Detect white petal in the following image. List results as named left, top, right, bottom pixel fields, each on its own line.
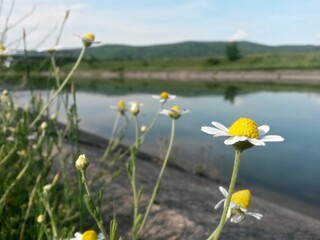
left=230, top=215, right=244, bottom=223
left=246, top=212, right=263, bottom=220
left=260, top=135, right=284, bottom=142
left=98, top=232, right=104, bottom=239
left=201, top=126, right=229, bottom=136
left=211, top=121, right=229, bottom=132
left=258, top=125, right=270, bottom=136
left=219, top=186, right=228, bottom=198
left=159, top=109, right=170, bottom=116
left=224, top=136, right=247, bottom=145
left=181, top=109, right=190, bottom=115
left=152, top=95, right=160, bottom=99
left=169, top=95, right=176, bottom=100
left=248, top=138, right=265, bottom=146
left=70, top=232, right=82, bottom=239
left=214, top=199, right=226, bottom=209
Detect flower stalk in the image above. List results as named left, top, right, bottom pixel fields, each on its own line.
left=208, top=147, right=242, bottom=240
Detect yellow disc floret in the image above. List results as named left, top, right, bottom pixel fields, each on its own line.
left=231, top=189, right=251, bottom=210
left=82, top=33, right=95, bottom=47
left=160, top=91, right=169, bottom=100
left=169, top=105, right=181, bottom=119
left=228, top=118, right=259, bottom=139
left=82, top=230, right=98, bottom=240
left=117, top=100, right=125, bottom=114
left=0, top=43, right=6, bottom=51
left=83, top=33, right=95, bottom=42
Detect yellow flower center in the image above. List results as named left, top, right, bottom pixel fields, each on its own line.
left=83, top=33, right=95, bottom=42
left=160, top=91, right=169, bottom=100
left=82, top=230, right=98, bottom=240
left=118, top=100, right=125, bottom=112
left=0, top=43, right=6, bottom=51
left=169, top=105, right=181, bottom=119
left=228, top=118, right=259, bottom=139
left=231, top=189, right=251, bottom=210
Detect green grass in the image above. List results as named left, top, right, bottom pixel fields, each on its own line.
left=60, top=52, right=320, bottom=71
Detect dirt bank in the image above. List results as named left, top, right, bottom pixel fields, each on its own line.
left=71, top=130, right=320, bottom=240
left=68, top=70, right=320, bottom=85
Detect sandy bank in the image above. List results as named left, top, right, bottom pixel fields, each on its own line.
left=70, top=130, right=320, bottom=240
left=67, top=70, right=320, bottom=85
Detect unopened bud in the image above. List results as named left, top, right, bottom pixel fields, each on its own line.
left=37, top=214, right=45, bottom=223
left=130, top=102, right=140, bottom=116
left=75, top=154, right=89, bottom=171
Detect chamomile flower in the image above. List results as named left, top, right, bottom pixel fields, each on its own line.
left=110, top=100, right=126, bottom=115
left=129, top=101, right=143, bottom=116
left=71, top=230, right=104, bottom=240
left=38, top=45, right=63, bottom=54
left=159, top=105, right=189, bottom=119
left=215, top=186, right=263, bottom=223
left=152, top=91, right=176, bottom=103
left=79, top=33, right=100, bottom=47
left=0, top=43, right=13, bottom=67
left=201, top=117, right=284, bottom=149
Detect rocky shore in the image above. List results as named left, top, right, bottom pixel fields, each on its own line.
left=72, top=130, right=320, bottom=240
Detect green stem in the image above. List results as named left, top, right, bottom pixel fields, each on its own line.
left=210, top=148, right=242, bottom=240
left=130, top=116, right=140, bottom=239
left=137, top=119, right=176, bottom=236
left=19, top=174, right=42, bottom=240
left=81, top=170, right=109, bottom=240
left=41, top=196, right=58, bottom=239
left=101, top=112, right=121, bottom=162
left=0, top=160, right=30, bottom=207
left=30, top=46, right=86, bottom=128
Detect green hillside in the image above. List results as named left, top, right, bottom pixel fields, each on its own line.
left=60, top=41, right=320, bottom=60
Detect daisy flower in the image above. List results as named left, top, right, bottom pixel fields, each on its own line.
left=70, top=230, right=103, bottom=240
left=38, top=45, right=63, bottom=54
left=159, top=105, right=189, bottom=119
left=201, top=117, right=284, bottom=148
left=110, top=100, right=126, bottom=115
left=152, top=91, right=176, bottom=103
left=0, top=43, right=13, bottom=67
left=129, top=101, right=143, bottom=116
left=80, top=33, right=100, bottom=47
left=215, top=186, right=263, bottom=223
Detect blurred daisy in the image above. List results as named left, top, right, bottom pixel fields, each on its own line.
left=129, top=101, right=143, bottom=116
left=159, top=105, right=189, bottom=119
left=215, top=186, right=263, bottom=223
left=38, top=45, right=63, bottom=54
left=110, top=100, right=126, bottom=115
left=70, top=230, right=103, bottom=240
left=75, top=33, right=100, bottom=47
left=0, top=43, right=13, bottom=67
left=201, top=117, right=284, bottom=147
left=152, top=91, right=176, bottom=103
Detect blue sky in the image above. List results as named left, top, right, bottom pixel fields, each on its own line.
left=2, top=0, right=320, bottom=49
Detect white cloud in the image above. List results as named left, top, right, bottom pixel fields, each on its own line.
left=228, top=29, right=248, bottom=42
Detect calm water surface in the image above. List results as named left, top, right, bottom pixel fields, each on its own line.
left=13, top=84, right=320, bottom=217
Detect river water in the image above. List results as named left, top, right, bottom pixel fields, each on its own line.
left=12, top=81, right=320, bottom=218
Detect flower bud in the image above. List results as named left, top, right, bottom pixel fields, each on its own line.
left=75, top=154, right=89, bottom=171
left=141, top=125, right=147, bottom=133
left=50, top=113, right=57, bottom=121
left=37, top=214, right=45, bottom=223
left=40, top=121, right=48, bottom=131
left=130, top=102, right=140, bottom=116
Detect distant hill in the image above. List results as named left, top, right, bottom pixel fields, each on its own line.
left=60, top=41, right=320, bottom=60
